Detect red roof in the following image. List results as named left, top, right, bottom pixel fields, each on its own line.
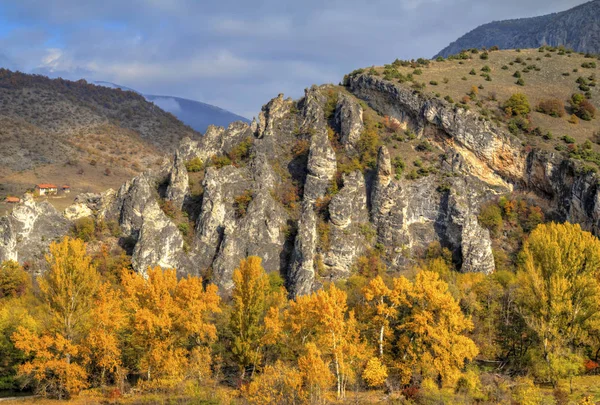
left=36, top=183, right=58, bottom=189
left=5, top=196, right=20, bottom=203
left=62, top=185, right=71, bottom=189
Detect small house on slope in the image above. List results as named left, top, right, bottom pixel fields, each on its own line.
left=5, top=196, right=20, bottom=203
left=35, top=183, right=58, bottom=196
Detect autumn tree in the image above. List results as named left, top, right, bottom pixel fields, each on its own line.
left=517, top=222, right=600, bottom=386
left=85, top=283, right=126, bottom=387
left=121, top=267, right=220, bottom=389
left=283, top=285, right=367, bottom=399
left=361, top=275, right=409, bottom=359
left=0, top=284, right=37, bottom=390
left=395, top=271, right=478, bottom=386
left=241, top=361, right=303, bottom=405
left=297, top=343, right=334, bottom=404
left=12, top=237, right=100, bottom=398
left=0, top=260, right=30, bottom=298
left=229, top=256, right=285, bottom=380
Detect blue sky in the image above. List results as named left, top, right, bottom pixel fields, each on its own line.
left=0, top=0, right=589, bottom=118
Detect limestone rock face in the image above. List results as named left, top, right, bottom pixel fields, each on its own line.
left=335, top=93, right=363, bottom=151
left=106, top=174, right=156, bottom=238
left=6, top=72, right=600, bottom=296
left=63, top=203, right=94, bottom=221
left=73, top=190, right=117, bottom=219
left=165, top=151, right=189, bottom=210
left=0, top=194, right=69, bottom=266
left=325, top=171, right=370, bottom=275
left=289, top=201, right=318, bottom=296
left=346, top=74, right=526, bottom=180
left=192, top=165, right=250, bottom=275
left=257, top=94, right=292, bottom=139
left=131, top=200, right=186, bottom=277
left=206, top=154, right=289, bottom=291
left=303, top=87, right=337, bottom=202
left=460, top=215, right=495, bottom=274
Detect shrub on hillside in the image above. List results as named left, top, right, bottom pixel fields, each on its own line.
left=503, top=93, right=531, bottom=116
left=570, top=93, right=596, bottom=121
left=536, top=99, right=565, bottom=118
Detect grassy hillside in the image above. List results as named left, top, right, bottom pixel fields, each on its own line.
left=0, top=69, right=200, bottom=214
left=358, top=47, right=599, bottom=167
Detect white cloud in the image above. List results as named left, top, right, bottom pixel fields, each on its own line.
left=149, top=97, right=181, bottom=113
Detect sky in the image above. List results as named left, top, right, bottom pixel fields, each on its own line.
left=0, top=0, right=590, bottom=119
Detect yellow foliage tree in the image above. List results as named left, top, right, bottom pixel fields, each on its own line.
left=517, top=222, right=600, bottom=386
left=121, top=266, right=220, bottom=389
left=12, top=237, right=100, bottom=398
left=396, top=271, right=478, bottom=386
left=298, top=343, right=334, bottom=404
left=362, top=275, right=410, bottom=359
left=241, top=361, right=304, bottom=405
left=284, top=285, right=367, bottom=399
left=362, top=357, right=388, bottom=388
left=229, top=256, right=286, bottom=379
left=85, top=282, right=126, bottom=386
left=13, top=328, right=88, bottom=399
left=0, top=260, right=30, bottom=298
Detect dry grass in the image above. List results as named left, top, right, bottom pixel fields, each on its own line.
left=370, top=48, right=599, bottom=156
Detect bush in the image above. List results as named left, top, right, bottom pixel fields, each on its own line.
left=508, top=116, right=530, bottom=135
left=228, top=137, right=253, bottom=164
left=185, top=157, right=204, bottom=172
left=392, top=156, right=405, bottom=179
left=480, top=52, right=489, bottom=60
left=469, top=69, right=476, bottom=75
left=72, top=217, right=95, bottom=242
left=159, top=199, right=177, bottom=219
left=561, top=135, right=576, bottom=144
left=481, top=65, right=491, bottom=72
left=177, top=222, right=190, bottom=236
left=516, top=78, right=525, bottom=86
left=501, top=65, right=508, bottom=70
left=570, top=93, right=596, bottom=121
left=503, top=93, right=531, bottom=116
left=233, top=190, right=253, bottom=218
left=211, top=155, right=232, bottom=169
left=0, top=261, right=30, bottom=298
left=429, top=80, right=438, bottom=86
left=536, top=98, right=565, bottom=117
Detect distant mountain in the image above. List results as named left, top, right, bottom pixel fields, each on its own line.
left=0, top=69, right=199, bottom=185
left=94, top=81, right=250, bottom=133
left=435, top=0, right=600, bottom=58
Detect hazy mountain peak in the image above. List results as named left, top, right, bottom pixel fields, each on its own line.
left=93, top=81, right=250, bottom=133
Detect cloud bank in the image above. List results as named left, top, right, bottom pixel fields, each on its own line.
left=0, top=0, right=589, bottom=118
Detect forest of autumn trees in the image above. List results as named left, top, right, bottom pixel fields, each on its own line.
left=1, top=221, right=600, bottom=403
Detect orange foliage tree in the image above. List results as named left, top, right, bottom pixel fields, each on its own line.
left=121, top=266, right=220, bottom=389
left=12, top=237, right=100, bottom=399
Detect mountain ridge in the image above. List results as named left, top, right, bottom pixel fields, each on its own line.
left=94, top=81, right=250, bottom=132
left=435, top=0, right=600, bottom=57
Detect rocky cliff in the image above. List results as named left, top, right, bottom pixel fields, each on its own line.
left=3, top=73, right=600, bottom=295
